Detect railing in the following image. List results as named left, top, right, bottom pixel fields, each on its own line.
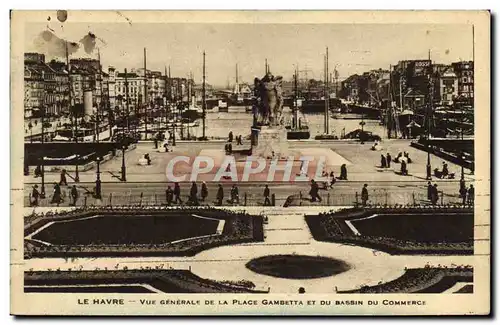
left=25, top=188, right=472, bottom=208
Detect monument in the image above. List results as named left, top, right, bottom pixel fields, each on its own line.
left=251, top=72, right=289, bottom=159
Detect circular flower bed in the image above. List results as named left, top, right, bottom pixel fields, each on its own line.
left=245, top=255, right=350, bottom=279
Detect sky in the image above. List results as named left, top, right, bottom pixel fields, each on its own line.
left=24, top=22, right=474, bottom=87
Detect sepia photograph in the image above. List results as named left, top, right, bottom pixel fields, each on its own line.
left=10, top=10, right=490, bottom=316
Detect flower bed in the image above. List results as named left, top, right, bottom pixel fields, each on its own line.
left=24, top=269, right=267, bottom=294
left=25, top=206, right=264, bottom=258
left=305, top=206, right=474, bottom=255
left=339, top=266, right=473, bottom=293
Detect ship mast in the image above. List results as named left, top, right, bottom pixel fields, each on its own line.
left=202, top=51, right=206, bottom=139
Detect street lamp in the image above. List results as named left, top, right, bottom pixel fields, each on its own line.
left=460, top=128, right=465, bottom=179
left=172, top=104, right=176, bottom=146
left=121, top=144, right=127, bottom=182
left=40, top=156, right=46, bottom=199
left=95, top=155, right=102, bottom=199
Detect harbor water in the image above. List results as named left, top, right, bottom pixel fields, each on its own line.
left=184, top=107, right=387, bottom=140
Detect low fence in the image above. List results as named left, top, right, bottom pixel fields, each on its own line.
left=25, top=187, right=470, bottom=208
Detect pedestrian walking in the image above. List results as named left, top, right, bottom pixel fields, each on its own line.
left=467, top=185, right=474, bottom=205
left=340, top=164, right=348, bottom=180
left=51, top=183, right=62, bottom=206
left=34, top=165, right=42, bottom=178
left=459, top=183, right=467, bottom=205
left=442, top=162, right=449, bottom=178
left=309, top=179, right=322, bottom=202
left=386, top=153, right=392, bottom=168
left=31, top=184, right=39, bottom=207
left=361, top=184, right=369, bottom=206
left=228, top=131, right=234, bottom=143
left=201, top=181, right=208, bottom=201
left=173, top=182, right=183, bottom=204
left=400, top=159, right=408, bottom=175
left=189, top=181, right=199, bottom=205
left=380, top=154, right=387, bottom=168
left=459, top=177, right=466, bottom=194
left=70, top=185, right=79, bottom=206
left=329, top=171, right=336, bottom=188
left=230, top=184, right=240, bottom=204
left=263, top=185, right=271, bottom=206
left=165, top=186, right=173, bottom=206
left=427, top=181, right=432, bottom=201
left=59, top=169, right=68, bottom=186
left=431, top=184, right=439, bottom=205
left=216, top=184, right=224, bottom=206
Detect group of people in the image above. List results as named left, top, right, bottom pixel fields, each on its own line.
left=30, top=169, right=80, bottom=207
left=228, top=131, right=243, bottom=146
left=378, top=151, right=411, bottom=176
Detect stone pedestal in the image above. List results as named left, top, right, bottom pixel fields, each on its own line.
left=252, top=126, right=289, bottom=159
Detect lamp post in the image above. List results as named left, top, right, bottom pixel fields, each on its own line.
left=40, top=106, right=46, bottom=198
left=172, top=103, right=176, bottom=146
left=95, top=155, right=102, bottom=199
left=74, top=111, right=80, bottom=182
left=121, top=144, right=127, bottom=182
left=460, top=128, right=465, bottom=179
left=40, top=156, right=46, bottom=199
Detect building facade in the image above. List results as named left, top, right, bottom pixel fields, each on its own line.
left=452, top=61, right=474, bottom=105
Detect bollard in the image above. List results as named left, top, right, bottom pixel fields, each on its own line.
left=244, top=192, right=247, bottom=206
left=327, top=192, right=330, bottom=205
left=109, top=193, right=113, bottom=206
left=440, top=191, right=444, bottom=206
left=385, top=190, right=388, bottom=206
left=412, top=193, right=415, bottom=206
left=271, top=193, right=276, bottom=206
left=84, top=196, right=87, bottom=207
left=140, top=192, right=143, bottom=206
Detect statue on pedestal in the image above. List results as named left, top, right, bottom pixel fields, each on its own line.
left=251, top=72, right=288, bottom=159
left=253, top=72, right=284, bottom=127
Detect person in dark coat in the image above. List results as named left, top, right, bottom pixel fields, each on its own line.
left=431, top=184, right=439, bottom=205
left=459, top=177, right=466, bottom=194
left=442, top=162, right=449, bottom=178
left=329, top=171, right=336, bottom=188
left=34, top=165, right=42, bottom=178
left=173, top=182, right=183, bottom=204
left=467, top=185, right=474, bottom=205
left=216, top=184, right=224, bottom=206
left=361, top=184, right=369, bottom=206
left=459, top=183, right=467, bottom=205
left=340, top=164, right=348, bottom=180
left=201, top=182, right=208, bottom=202
left=309, top=179, right=322, bottom=202
left=380, top=154, right=387, bottom=168
left=70, top=185, right=78, bottom=206
left=59, top=169, right=68, bottom=186
left=165, top=186, right=173, bottom=206
left=230, top=184, right=240, bottom=204
left=386, top=153, right=392, bottom=168
left=51, top=183, right=62, bottom=206
left=31, top=185, right=39, bottom=207
left=401, top=159, right=408, bottom=175
left=263, top=185, right=271, bottom=206
left=427, top=181, right=432, bottom=201
left=228, top=131, right=233, bottom=143
left=189, top=181, right=198, bottom=205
